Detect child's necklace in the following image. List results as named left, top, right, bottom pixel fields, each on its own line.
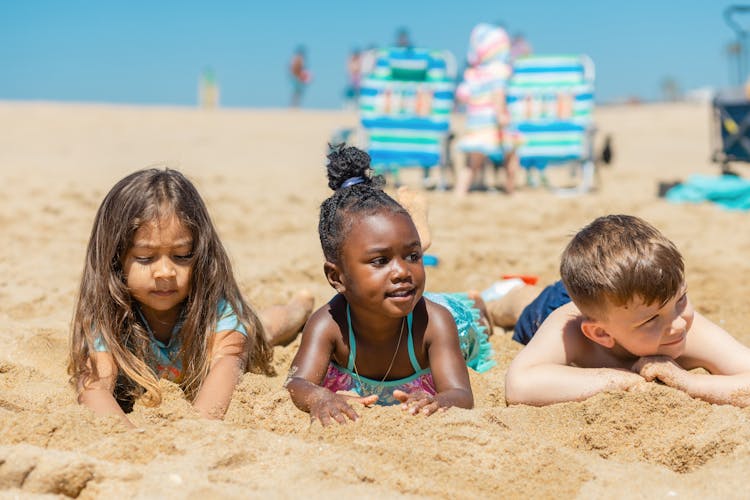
left=352, top=316, right=406, bottom=393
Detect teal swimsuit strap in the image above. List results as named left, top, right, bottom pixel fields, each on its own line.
left=406, top=312, right=422, bottom=371
left=345, top=304, right=422, bottom=373
left=345, top=305, right=357, bottom=371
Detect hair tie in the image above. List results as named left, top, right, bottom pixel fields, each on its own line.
left=340, top=176, right=365, bottom=189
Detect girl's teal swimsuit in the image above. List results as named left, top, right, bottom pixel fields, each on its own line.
left=322, top=292, right=495, bottom=405
left=93, top=298, right=245, bottom=382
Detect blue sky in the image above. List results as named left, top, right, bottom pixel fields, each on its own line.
left=0, top=0, right=743, bottom=109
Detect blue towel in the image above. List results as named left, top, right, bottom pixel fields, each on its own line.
left=666, top=174, right=750, bottom=211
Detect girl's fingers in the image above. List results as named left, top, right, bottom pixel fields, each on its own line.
left=317, top=412, right=332, bottom=427
left=340, top=404, right=360, bottom=422
left=331, top=408, right=348, bottom=424
left=421, top=401, right=440, bottom=416
left=392, top=389, right=409, bottom=402
left=408, top=401, right=428, bottom=414
left=355, top=395, right=379, bottom=406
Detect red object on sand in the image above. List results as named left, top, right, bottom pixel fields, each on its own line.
left=502, top=274, right=539, bottom=285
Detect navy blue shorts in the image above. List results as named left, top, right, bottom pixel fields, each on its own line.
left=512, top=280, right=571, bottom=345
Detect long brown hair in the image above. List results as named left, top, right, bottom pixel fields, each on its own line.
left=68, top=168, right=273, bottom=406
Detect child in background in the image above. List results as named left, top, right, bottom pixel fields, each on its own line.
left=68, top=168, right=313, bottom=427
left=285, top=145, right=495, bottom=426
left=454, top=23, right=519, bottom=197
left=504, top=214, right=750, bottom=407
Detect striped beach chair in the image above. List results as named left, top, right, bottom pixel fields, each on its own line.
left=507, top=54, right=596, bottom=194
left=359, top=47, right=456, bottom=185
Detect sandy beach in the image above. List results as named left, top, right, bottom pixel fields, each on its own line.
left=2, top=100, right=750, bottom=498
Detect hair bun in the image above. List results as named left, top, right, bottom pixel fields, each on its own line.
left=325, top=144, right=372, bottom=191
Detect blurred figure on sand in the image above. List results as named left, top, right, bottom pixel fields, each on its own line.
left=454, top=23, right=519, bottom=197
left=344, top=48, right=362, bottom=108
left=198, top=67, right=220, bottom=108
left=395, top=27, right=413, bottom=49
left=289, top=45, right=312, bottom=108
left=510, top=32, right=533, bottom=61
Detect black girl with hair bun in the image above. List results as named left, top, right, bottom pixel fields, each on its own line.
left=285, top=145, right=496, bottom=426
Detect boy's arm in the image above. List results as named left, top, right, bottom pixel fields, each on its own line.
left=78, top=352, right=134, bottom=428
left=193, top=330, right=248, bottom=419
left=505, top=303, right=644, bottom=406
left=637, top=312, right=750, bottom=407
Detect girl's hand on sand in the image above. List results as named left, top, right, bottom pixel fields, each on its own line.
left=309, top=391, right=378, bottom=426
left=633, top=356, right=686, bottom=389
left=393, top=390, right=444, bottom=416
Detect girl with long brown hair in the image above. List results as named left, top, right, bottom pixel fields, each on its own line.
left=69, top=168, right=312, bottom=426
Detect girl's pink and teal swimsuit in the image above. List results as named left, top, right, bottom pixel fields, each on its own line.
left=322, top=292, right=495, bottom=406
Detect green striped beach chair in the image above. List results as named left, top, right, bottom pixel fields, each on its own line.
left=507, top=54, right=596, bottom=194
left=359, top=47, right=456, bottom=185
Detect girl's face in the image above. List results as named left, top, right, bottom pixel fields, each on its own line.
left=122, top=214, right=193, bottom=322
left=337, top=211, right=425, bottom=318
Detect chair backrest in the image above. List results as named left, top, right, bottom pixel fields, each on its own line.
left=359, top=47, right=455, bottom=168
left=507, top=55, right=595, bottom=166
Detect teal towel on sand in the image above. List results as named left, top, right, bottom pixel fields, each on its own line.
left=666, top=174, right=750, bottom=211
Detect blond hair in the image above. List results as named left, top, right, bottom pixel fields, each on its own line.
left=560, top=215, right=684, bottom=319
left=68, top=168, right=273, bottom=408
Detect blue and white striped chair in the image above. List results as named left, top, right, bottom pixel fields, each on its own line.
left=359, top=47, right=456, bottom=185
left=507, top=54, right=596, bottom=194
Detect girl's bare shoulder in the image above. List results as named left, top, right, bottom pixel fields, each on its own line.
left=421, top=296, right=458, bottom=340
left=304, top=295, right=346, bottom=341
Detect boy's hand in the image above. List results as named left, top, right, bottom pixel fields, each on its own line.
left=633, top=356, right=687, bottom=389
left=393, top=389, right=445, bottom=416
left=308, top=390, right=378, bottom=426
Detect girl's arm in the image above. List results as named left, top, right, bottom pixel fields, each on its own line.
left=636, top=312, right=750, bottom=407
left=397, top=303, right=473, bottom=414
left=78, top=352, right=135, bottom=428
left=193, top=330, right=248, bottom=419
left=505, top=303, right=645, bottom=406
left=285, top=307, right=376, bottom=425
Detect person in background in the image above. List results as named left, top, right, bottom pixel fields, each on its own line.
left=345, top=48, right=363, bottom=108
left=454, top=23, right=519, bottom=197
left=510, top=32, right=533, bottom=61
left=395, top=27, right=413, bottom=49
left=290, top=45, right=312, bottom=108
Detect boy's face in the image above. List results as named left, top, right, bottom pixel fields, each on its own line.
left=596, top=284, right=694, bottom=358
left=332, top=211, right=425, bottom=318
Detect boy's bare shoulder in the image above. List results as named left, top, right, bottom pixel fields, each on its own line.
left=529, top=302, right=618, bottom=368
left=544, top=301, right=586, bottom=339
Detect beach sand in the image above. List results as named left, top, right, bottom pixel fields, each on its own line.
left=2, top=100, right=750, bottom=498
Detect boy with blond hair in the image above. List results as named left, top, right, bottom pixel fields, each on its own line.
left=504, top=214, right=750, bottom=407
